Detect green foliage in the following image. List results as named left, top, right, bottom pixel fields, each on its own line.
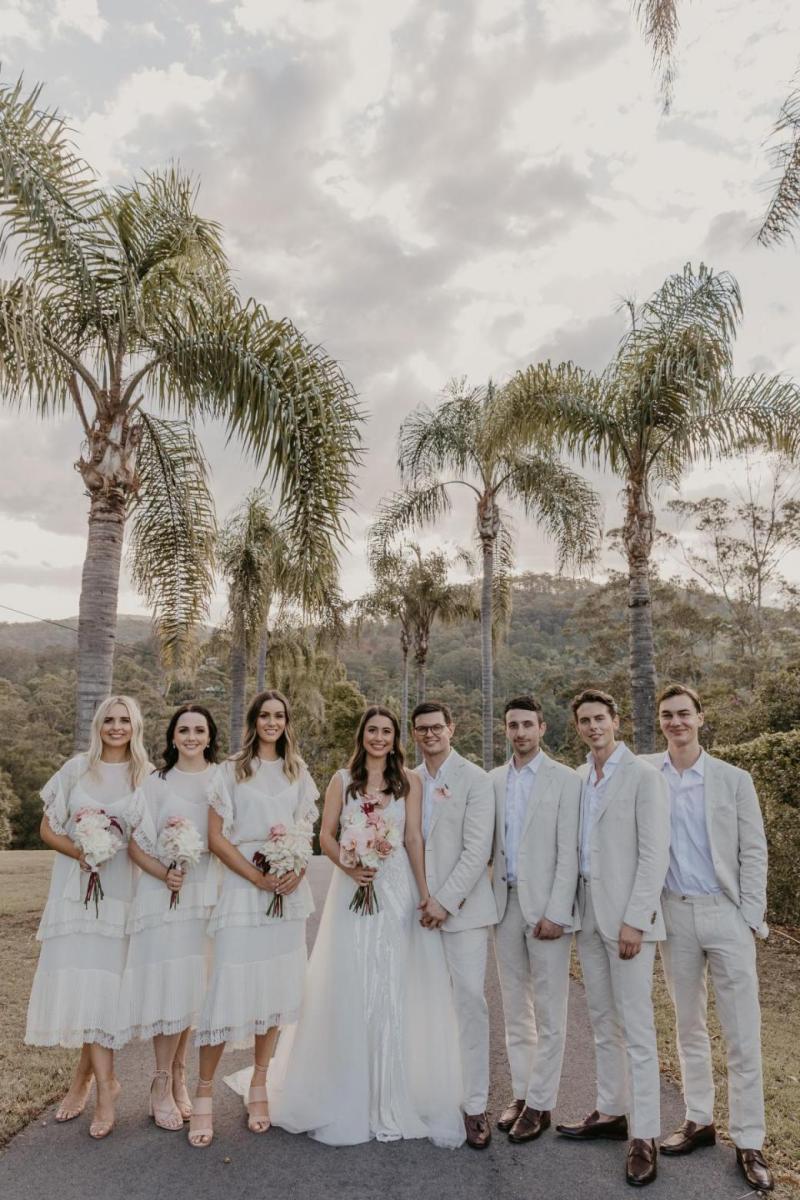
left=715, top=731, right=800, bottom=925
left=0, top=767, right=20, bottom=849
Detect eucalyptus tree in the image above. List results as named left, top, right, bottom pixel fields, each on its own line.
left=505, top=262, right=800, bottom=750
left=0, top=76, right=360, bottom=746
left=219, top=489, right=345, bottom=751
left=372, top=380, right=600, bottom=768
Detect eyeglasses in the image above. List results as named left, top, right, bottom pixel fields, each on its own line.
left=414, top=723, right=446, bottom=736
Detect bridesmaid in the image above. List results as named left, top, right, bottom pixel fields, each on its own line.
left=119, top=704, right=219, bottom=1131
left=25, top=695, right=150, bottom=1139
left=189, top=690, right=318, bottom=1148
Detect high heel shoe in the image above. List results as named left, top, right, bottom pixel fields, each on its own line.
left=89, top=1078, right=120, bottom=1140
left=55, top=1076, right=93, bottom=1123
left=148, top=1071, right=183, bottom=1131
left=188, top=1081, right=214, bottom=1148
left=172, top=1062, right=192, bottom=1120
left=246, top=1069, right=270, bottom=1134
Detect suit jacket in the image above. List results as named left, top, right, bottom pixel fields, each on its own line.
left=641, top=751, right=769, bottom=937
left=490, top=754, right=581, bottom=931
left=416, top=750, right=497, bottom=933
left=577, top=746, right=670, bottom=942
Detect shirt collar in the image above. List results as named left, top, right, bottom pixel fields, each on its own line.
left=510, top=750, right=543, bottom=777
left=662, top=748, right=705, bottom=779
left=422, top=749, right=453, bottom=783
left=586, top=741, right=627, bottom=771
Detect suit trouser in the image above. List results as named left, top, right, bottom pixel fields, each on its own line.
left=493, top=887, right=572, bottom=1110
left=576, top=880, right=661, bottom=1139
left=442, top=926, right=490, bottom=1113
left=660, top=891, right=765, bottom=1149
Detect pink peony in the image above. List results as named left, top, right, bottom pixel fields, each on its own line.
left=375, top=838, right=393, bottom=858
left=269, top=823, right=287, bottom=840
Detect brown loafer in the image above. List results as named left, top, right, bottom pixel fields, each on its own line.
left=464, top=1111, right=491, bottom=1149
left=660, top=1120, right=716, bottom=1155
left=626, top=1138, right=657, bottom=1187
left=736, top=1148, right=774, bottom=1192
left=556, top=1110, right=629, bottom=1140
left=497, top=1098, right=525, bottom=1132
left=508, top=1107, right=551, bottom=1143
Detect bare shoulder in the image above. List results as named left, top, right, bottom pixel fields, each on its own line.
left=404, top=768, right=422, bottom=797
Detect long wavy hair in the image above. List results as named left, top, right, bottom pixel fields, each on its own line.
left=347, top=705, right=409, bottom=801
left=157, top=703, right=219, bottom=778
left=232, top=689, right=303, bottom=783
left=86, top=695, right=149, bottom=788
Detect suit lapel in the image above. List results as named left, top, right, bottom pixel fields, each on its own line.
left=426, top=751, right=462, bottom=842
left=591, top=746, right=634, bottom=825
left=700, top=752, right=718, bottom=857
left=520, top=754, right=549, bottom=841
left=495, top=763, right=510, bottom=855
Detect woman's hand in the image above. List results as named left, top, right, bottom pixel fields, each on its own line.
left=254, top=871, right=279, bottom=893
left=75, top=846, right=90, bottom=872
left=164, top=865, right=184, bottom=893
left=344, top=865, right=377, bottom=886
left=275, top=870, right=304, bottom=896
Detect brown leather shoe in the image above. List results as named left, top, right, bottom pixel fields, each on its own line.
left=464, top=1111, right=491, bottom=1149
left=626, top=1138, right=657, bottom=1187
left=508, top=1107, right=551, bottom=1143
left=659, top=1120, right=716, bottom=1155
left=497, top=1099, right=525, bottom=1132
left=736, top=1148, right=774, bottom=1192
left=556, top=1110, right=629, bottom=1140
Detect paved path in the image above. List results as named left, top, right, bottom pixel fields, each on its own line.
left=2, top=859, right=750, bottom=1200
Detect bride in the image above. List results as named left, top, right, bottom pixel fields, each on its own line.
left=229, top=705, right=464, bottom=1147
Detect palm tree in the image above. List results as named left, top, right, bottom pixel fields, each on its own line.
left=219, top=490, right=344, bottom=750
left=632, top=2, right=800, bottom=242
left=505, top=262, right=800, bottom=750
left=372, top=380, right=600, bottom=768
left=0, top=76, right=360, bottom=745
left=356, top=544, right=416, bottom=735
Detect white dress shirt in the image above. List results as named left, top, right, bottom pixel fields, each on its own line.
left=504, top=752, right=542, bottom=883
left=579, top=741, right=627, bottom=876
left=421, top=751, right=453, bottom=841
left=661, top=751, right=721, bottom=895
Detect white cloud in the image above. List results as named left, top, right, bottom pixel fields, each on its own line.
left=0, top=0, right=41, bottom=47
left=52, top=0, right=108, bottom=42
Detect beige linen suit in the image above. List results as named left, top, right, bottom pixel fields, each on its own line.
left=418, top=751, right=496, bottom=1113
left=642, top=751, right=768, bottom=1149
left=576, top=747, right=670, bottom=1140
left=491, top=754, right=581, bottom=1109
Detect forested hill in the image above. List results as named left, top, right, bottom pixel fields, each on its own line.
left=1, top=571, right=798, bottom=848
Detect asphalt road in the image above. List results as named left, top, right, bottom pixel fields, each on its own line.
left=2, top=858, right=751, bottom=1200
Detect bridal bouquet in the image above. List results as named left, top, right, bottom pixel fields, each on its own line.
left=72, top=807, right=125, bottom=917
left=156, top=815, right=204, bottom=910
left=252, top=818, right=315, bottom=918
left=339, top=797, right=401, bottom=915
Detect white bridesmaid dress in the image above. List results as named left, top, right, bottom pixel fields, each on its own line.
left=116, top=764, right=218, bottom=1045
left=25, top=755, right=142, bottom=1049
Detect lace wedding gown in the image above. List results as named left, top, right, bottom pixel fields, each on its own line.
left=229, top=772, right=464, bottom=1148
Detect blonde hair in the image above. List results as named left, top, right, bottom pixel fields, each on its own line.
left=232, top=689, right=304, bottom=784
left=86, top=695, right=149, bottom=788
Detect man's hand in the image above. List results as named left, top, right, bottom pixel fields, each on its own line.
left=532, top=917, right=564, bottom=940
left=618, top=923, right=643, bottom=960
left=419, top=895, right=448, bottom=929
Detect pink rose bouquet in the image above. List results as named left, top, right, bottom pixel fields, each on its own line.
left=339, top=796, right=401, bottom=915
left=156, top=815, right=204, bottom=910
left=73, top=807, right=125, bottom=917
left=253, top=817, right=315, bottom=917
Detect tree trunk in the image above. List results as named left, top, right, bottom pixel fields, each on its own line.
left=415, top=653, right=427, bottom=705
left=73, top=413, right=140, bottom=748
left=256, top=621, right=269, bottom=692
left=400, top=629, right=410, bottom=745
left=230, top=607, right=247, bottom=753
left=477, top=492, right=500, bottom=771
left=624, top=475, right=657, bottom=753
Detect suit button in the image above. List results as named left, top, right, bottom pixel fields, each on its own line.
left=501, top=876, right=506, bottom=882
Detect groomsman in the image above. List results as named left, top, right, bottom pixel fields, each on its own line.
left=491, top=696, right=581, bottom=1143
left=556, top=688, right=669, bottom=1188
left=413, top=701, right=497, bottom=1149
left=642, top=683, right=773, bottom=1192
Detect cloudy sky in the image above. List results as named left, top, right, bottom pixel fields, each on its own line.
left=2, top=0, right=800, bottom=625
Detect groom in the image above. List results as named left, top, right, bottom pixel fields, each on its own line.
left=412, top=701, right=497, bottom=1149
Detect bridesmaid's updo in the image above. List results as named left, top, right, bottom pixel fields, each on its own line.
left=158, top=703, right=219, bottom=777
left=347, top=705, right=410, bottom=801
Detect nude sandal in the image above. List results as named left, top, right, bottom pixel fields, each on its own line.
left=187, top=1095, right=214, bottom=1147
left=149, top=1071, right=183, bottom=1131
left=246, top=1081, right=270, bottom=1134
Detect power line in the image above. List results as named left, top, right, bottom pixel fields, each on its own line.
left=0, top=603, right=79, bottom=635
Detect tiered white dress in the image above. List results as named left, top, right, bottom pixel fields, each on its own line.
left=261, top=771, right=465, bottom=1148
left=116, top=765, right=218, bottom=1045
left=25, top=755, right=142, bottom=1049
left=196, top=758, right=319, bottom=1047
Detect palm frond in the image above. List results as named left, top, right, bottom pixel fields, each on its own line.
left=0, top=275, right=88, bottom=411
left=398, top=378, right=483, bottom=484
left=632, top=0, right=681, bottom=111
left=502, top=452, right=602, bottom=570
left=759, top=79, right=800, bottom=246
left=370, top=483, right=454, bottom=549
left=127, top=413, right=217, bottom=666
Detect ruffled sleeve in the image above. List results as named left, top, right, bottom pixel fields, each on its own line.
left=130, top=775, right=159, bottom=857
left=40, top=754, right=85, bottom=836
left=208, top=762, right=236, bottom=839
left=122, top=786, right=148, bottom=848
left=294, top=767, right=320, bottom=825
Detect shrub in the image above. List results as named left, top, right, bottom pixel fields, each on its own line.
left=716, top=730, right=800, bottom=926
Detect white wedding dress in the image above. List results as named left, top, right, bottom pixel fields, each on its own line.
left=226, top=772, right=464, bottom=1148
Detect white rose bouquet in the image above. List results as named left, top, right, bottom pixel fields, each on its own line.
left=156, top=815, right=204, bottom=910
left=252, top=817, right=315, bottom=917
left=73, top=807, right=125, bottom=917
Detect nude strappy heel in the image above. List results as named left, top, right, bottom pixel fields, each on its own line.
left=246, top=1068, right=270, bottom=1134
left=187, top=1080, right=214, bottom=1148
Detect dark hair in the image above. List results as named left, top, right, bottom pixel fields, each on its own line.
left=347, top=705, right=410, bottom=801
left=232, top=690, right=303, bottom=783
left=503, top=695, right=544, bottom=720
left=411, top=700, right=453, bottom=728
left=158, top=703, right=219, bottom=776
left=657, top=682, right=704, bottom=713
left=571, top=688, right=619, bottom=720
